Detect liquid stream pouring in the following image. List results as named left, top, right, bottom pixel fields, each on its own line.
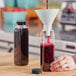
left=35, top=9, right=59, bottom=71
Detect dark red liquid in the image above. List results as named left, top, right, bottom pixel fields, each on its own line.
left=40, top=42, right=54, bottom=71
left=14, top=27, right=29, bottom=66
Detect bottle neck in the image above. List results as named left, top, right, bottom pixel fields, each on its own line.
left=41, top=29, right=55, bottom=43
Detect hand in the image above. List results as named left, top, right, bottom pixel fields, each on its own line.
left=50, top=55, right=76, bottom=72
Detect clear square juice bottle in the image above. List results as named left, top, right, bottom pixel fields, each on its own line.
left=40, top=29, right=55, bottom=71
left=14, top=21, right=29, bottom=66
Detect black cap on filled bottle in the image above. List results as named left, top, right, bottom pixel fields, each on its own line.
left=17, top=21, right=26, bottom=25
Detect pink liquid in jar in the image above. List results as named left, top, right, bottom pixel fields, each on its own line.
left=40, top=42, right=54, bottom=71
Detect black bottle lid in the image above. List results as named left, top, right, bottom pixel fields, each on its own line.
left=32, top=68, right=42, bottom=74
left=17, top=21, right=26, bottom=25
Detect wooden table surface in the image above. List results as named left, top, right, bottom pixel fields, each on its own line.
left=0, top=52, right=76, bottom=76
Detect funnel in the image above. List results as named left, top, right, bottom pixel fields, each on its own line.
left=35, top=9, right=59, bottom=36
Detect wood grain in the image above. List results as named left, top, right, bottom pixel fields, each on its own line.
left=0, top=52, right=76, bottom=76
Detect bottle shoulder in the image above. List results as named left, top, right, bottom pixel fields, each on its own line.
left=16, top=25, right=28, bottom=29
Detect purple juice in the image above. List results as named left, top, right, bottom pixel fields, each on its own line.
left=40, top=42, right=54, bottom=71
left=14, top=22, right=29, bottom=66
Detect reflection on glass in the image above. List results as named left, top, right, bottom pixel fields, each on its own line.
left=61, top=2, right=67, bottom=9
left=72, top=2, right=76, bottom=9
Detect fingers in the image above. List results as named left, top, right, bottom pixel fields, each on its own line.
left=51, top=59, right=66, bottom=71
left=51, top=55, right=66, bottom=66
left=50, top=55, right=68, bottom=72
left=51, top=64, right=68, bottom=72
left=50, top=55, right=76, bottom=72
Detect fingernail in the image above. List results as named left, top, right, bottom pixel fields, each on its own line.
left=50, top=63, right=52, bottom=65
left=50, top=67, right=52, bottom=70
left=51, top=63, right=54, bottom=65
left=51, top=64, right=53, bottom=66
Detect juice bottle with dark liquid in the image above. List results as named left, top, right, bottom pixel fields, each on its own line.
left=40, top=30, right=55, bottom=71
left=14, top=21, right=29, bottom=66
